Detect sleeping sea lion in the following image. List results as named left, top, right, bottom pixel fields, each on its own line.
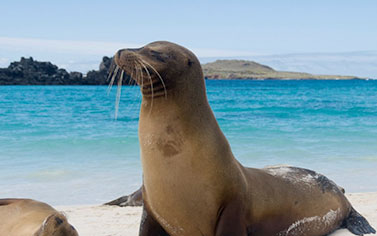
left=0, top=198, right=78, bottom=236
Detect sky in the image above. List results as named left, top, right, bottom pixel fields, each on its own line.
left=1, top=0, right=377, bottom=77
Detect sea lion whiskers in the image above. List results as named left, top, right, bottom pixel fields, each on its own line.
left=136, top=59, right=149, bottom=88
left=114, top=69, right=125, bottom=120
left=128, top=66, right=135, bottom=86
left=138, top=58, right=164, bottom=115
left=138, top=59, right=153, bottom=88
left=134, top=62, right=144, bottom=90
left=107, top=59, right=116, bottom=82
left=133, top=62, right=145, bottom=104
left=137, top=59, right=154, bottom=115
left=108, top=56, right=144, bottom=119
left=139, top=58, right=167, bottom=99
left=107, top=65, right=120, bottom=95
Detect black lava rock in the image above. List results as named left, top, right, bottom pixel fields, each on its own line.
left=0, top=56, right=130, bottom=85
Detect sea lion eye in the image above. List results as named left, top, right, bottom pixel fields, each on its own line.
left=187, top=59, right=193, bottom=66
left=150, top=50, right=166, bottom=62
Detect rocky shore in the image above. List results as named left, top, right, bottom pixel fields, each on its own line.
left=0, top=57, right=131, bottom=85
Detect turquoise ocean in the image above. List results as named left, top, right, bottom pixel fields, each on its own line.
left=1, top=80, right=377, bottom=205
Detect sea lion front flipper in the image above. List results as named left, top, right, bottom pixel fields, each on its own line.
left=344, top=208, right=376, bottom=235
left=139, top=206, right=170, bottom=236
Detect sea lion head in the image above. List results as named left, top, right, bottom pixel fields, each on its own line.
left=112, top=41, right=203, bottom=99
left=35, top=213, right=79, bottom=236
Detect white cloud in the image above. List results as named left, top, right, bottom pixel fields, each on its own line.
left=0, top=36, right=142, bottom=56
left=0, top=36, right=258, bottom=72
left=0, top=36, right=256, bottom=58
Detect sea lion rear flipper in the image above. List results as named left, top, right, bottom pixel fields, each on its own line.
left=139, top=206, right=170, bottom=236
left=104, top=187, right=143, bottom=207
left=344, top=208, right=376, bottom=235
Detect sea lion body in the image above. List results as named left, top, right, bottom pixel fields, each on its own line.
left=0, top=198, right=78, bottom=236
left=113, top=41, right=375, bottom=236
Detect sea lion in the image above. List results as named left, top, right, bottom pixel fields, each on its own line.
left=0, top=198, right=78, bottom=236
left=112, top=41, right=376, bottom=236
left=105, top=187, right=143, bottom=207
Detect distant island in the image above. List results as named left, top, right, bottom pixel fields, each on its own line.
left=203, top=60, right=361, bottom=80
left=0, top=57, right=362, bottom=85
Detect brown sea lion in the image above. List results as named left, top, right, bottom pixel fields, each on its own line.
left=0, top=198, right=78, bottom=236
left=112, top=41, right=375, bottom=236
left=105, top=187, right=143, bottom=207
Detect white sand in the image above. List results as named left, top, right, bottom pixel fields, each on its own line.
left=57, top=192, right=377, bottom=236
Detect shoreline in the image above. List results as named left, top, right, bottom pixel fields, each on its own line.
left=1, top=57, right=369, bottom=86
left=56, top=192, right=377, bottom=236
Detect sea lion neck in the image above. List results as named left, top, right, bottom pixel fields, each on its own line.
left=139, top=64, right=207, bottom=112
left=138, top=68, right=234, bottom=165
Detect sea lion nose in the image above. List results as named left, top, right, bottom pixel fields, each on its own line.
left=117, top=47, right=143, bottom=58
left=114, top=49, right=136, bottom=66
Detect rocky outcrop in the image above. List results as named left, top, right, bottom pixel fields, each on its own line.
left=0, top=57, right=75, bottom=85
left=202, top=60, right=362, bottom=80
left=84, top=56, right=114, bottom=85
left=0, top=56, right=131, bottom=85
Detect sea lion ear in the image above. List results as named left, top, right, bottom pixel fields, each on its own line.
left=34, top=215, right=52, bottom=236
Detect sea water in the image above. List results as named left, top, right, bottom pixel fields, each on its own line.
left=1, top=80, right=377, bottom=205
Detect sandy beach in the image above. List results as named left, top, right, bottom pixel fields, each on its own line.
left=56, top=192, right=377, bottom=236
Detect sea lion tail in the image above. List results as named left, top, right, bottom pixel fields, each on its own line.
left=344, top=207, right=376, bottom=235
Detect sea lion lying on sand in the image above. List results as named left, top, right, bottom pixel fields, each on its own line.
left=0, top=198, right=78, bottom=236
left=110, top=41, right=376, bottom=236
left=105, top=187, right=143, bottom=207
